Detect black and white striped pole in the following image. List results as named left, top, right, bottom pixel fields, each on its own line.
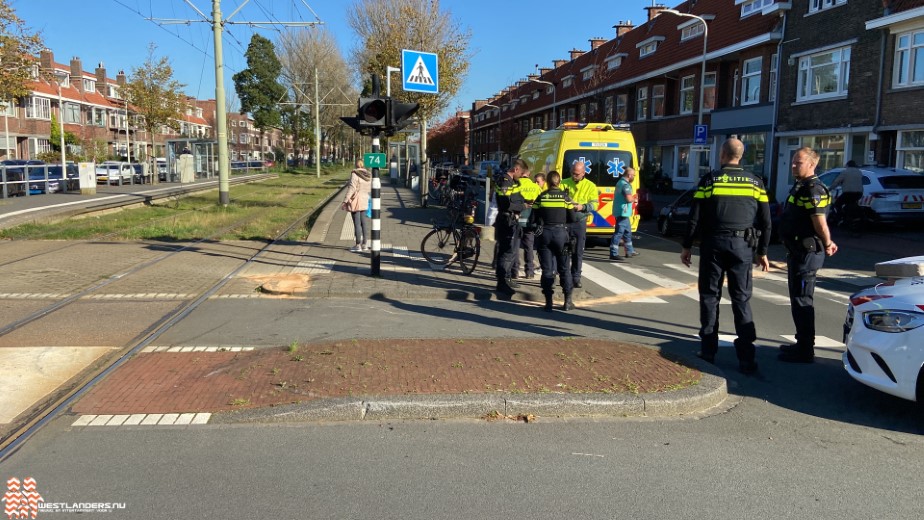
left=370, top=134, right=382, bottom=277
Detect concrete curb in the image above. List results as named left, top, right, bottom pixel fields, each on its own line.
left=210, top=366, right=727, bottom=424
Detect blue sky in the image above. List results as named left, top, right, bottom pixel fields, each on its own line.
left=13, top=0, right=655, bottom=120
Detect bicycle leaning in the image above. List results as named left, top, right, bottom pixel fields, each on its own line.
left=420, top=175, right=482, bottom=275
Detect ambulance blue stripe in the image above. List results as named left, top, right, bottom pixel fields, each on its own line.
left=577, top=142, right=620, bottom=148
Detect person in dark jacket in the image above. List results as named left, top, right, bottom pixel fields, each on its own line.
left=681, top=138, right=771, bottom=375
left=493, top=159, right=528, bottom=296
left=531, top=171, right=578, bottom=311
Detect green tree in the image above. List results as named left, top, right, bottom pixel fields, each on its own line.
left=346, top=0, right=471, bottom=121
left=233, top=34, right=285, bottom=160
left=0, top=0, right=43, bottom=158
left=49, top=112, right=78, bottom=150
left=120, top=44, right=185, bottom=183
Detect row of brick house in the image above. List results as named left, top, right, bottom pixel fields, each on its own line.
left=1, top=49, right=295, bottom=168
left=467, top=0, right=924, bottom=203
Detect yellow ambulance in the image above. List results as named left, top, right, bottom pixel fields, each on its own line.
left=516, top=122, right=640, bottom=235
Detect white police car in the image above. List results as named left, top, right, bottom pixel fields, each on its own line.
left=843, top=257, right=924, bottom=402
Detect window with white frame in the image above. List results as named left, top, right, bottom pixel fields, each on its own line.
left=606, top=53, right=626, bottom=71
left=616, top=94, right=627, bottom=121
left=636, top=86, right=648, bottom=120
left=29, top=138, right=52, bottom=156
left=2, top=100, right=15, bottom=117
left=532, top=90, right=539, bottom=100
left=681, top=75, right=695, bottom=114
left=898, top=130, right=924, bottom=173
left=639, top=41, right=657, bottom=58
left=809, top=0, right=846, bottom=14
left=64, top=102, right=81, bottom=124
left=894, top=29, right=924, bottom=88
left=740, top=0, right=773, bottom=18
left=240, top=134, right=247, bottom=144
left=769, top=54, right=778, bottom=102
left=681, top=22, right=705, bottom=41
left=581, top=65, right=596, bottom=81
left=652, top=85, right=665, bottom=118
left=83, top=79, right=96, bottom=92
left=562, top=75, right=574, bottom=88
left=25, top=97, right=51, bottom=119
left=55, top=73, right=70, bottom=88
left=231, top=120, right=237, bottom=127
left=742, top=57, right=762, bottom=105
left=797, top=46, right=851, bottom=101
left=703, top=72, right=717, bottom=111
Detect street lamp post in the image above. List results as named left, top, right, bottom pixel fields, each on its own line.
left=483, top=103, right=503, bottom=165
left=528, top=78, right=556, bottom=129
left=663, top=9, right=709, bottom=178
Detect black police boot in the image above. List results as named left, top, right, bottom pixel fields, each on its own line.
left=543, top=293, right=554, bottom=312
left=562, top=293, right=575, bottom=311
left=496, top=280, right=516, bottom=296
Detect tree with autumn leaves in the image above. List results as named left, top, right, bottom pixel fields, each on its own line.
left=0, top=0, right=43, bottom=158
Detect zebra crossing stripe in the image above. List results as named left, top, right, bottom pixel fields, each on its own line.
left=663, top=264, right=730, bottom=305
left=582, top=264, right=666, bottom=303
left=72, top=413, right=212, bottom=427
left=612, top=263, right=697, bottom=300
left=780, top=335, right=844, bottom=348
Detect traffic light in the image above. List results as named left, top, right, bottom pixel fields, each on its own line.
left=387, top=100, right=420, bottom=135
left=358, top=97, right=387, bottom=128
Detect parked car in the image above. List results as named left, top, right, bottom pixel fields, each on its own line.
left=1, top=159, right=28, bottom=197
left=657, top=187, right=781, bottom=241
left=817, top=166, right=924, bottom=222
left=156, top=158, right=169, bottom=182
left=96, top=162, right=133, bottom=185
left=475, top=160, right=502, bottom=179
left=843, top=257, right=924, bottom=402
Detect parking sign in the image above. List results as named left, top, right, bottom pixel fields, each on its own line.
left=694, top=124, right=708, bottom=145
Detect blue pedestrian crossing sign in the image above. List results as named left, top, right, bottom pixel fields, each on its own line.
left=402, top=49, right=439, bottom=94
left=694, top=124, right=709, bottom=145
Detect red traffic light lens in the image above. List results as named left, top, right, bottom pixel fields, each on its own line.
left=361, top=99, right=387, bottom=123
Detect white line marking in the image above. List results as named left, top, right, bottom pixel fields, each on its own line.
left=612, top=264, right=697, bottom=300
left=780, top=335, right=844, bottom=348
left=582, top=264, right=666, bottom=303
left=71, top=415, right=95, bottom=426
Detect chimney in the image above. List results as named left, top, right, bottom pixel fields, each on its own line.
left=539, top=67, right=552, bottom=76
left=553, top=59, right=568, bottom=68
left=70, top=57, right=83, bottom=89
left=646, top=4, right=668, bottom=22
left=614, top=20, right=635, bottom=38
left=116, top=70, right=127, bottom=87
left=589, top=37, right=607, bottom=51
left=39, top=49, right=54, bottom=72
left=569, top=48, right=585, bottom=61
left=95, top=62, right=107, bottom=94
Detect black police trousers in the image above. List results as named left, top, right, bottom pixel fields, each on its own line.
left=494, top=214, right=521, bottom=284
left=698, top=235, right=757, bottom=362
left=538, top=226, right=573, bottom=296
left=786, top=248, right=825, bottom=352
left=569, top=220, right=587, bottom=283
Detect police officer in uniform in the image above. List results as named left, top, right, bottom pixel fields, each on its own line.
left=493, top=159, right=528, bottom=296
left=530, top=171, right=577, bottom=312
left=561, top=161, right=597, bottom=288
left=681, top=138, right=771, bottom=375
left=778, top=147, right=837, bottom=363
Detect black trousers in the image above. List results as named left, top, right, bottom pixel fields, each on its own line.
left=494, top=215, right=521, bottom=283
left=569, top=220, right=587, bottom=283
left=786, top=248, right=825, bottom=352
left=698, top=236, right=757, bottom=362
left=513, top=231, right=536, bottom=276
left=538, top=226, right=573, bottom=295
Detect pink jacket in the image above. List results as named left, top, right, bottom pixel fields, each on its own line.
left=342, top=169, right=372, bottom=212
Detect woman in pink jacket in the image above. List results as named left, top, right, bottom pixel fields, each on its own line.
left=341, top=159, right=372, bottom=252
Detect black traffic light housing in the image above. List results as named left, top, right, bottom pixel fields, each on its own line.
left=385, top=100, right=420, bottom=136
left=341, top=96, right=389, bottom=136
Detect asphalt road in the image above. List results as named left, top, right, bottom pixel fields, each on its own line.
left=2, top=225, right=923, bottom=518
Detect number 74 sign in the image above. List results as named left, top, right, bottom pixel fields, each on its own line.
left=363, top=153, right=386, bottom=169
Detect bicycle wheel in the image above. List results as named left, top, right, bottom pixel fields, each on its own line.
left=420, top=227, right=457, bottom=265
left=457, top=227, right=481, bottom=275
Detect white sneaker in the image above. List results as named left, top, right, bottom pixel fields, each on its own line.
left=349, top=245, right=363, bottom=252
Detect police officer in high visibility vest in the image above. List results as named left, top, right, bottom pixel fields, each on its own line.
left=681, top=138, right=771, bottom=375
left=493, top=159, right=529, bottom=296
left=561, top=160, right=597, bottom=288
left=778, top=147, right=837, bottom=363
left=531, top=171, right=577, bottom=312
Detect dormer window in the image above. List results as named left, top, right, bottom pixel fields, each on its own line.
left=736, top=0, right=774, bottom=17
left=680, top=21, right=705, bottom=41
left=606, top=53, right=627, bottom=71
left=562, top=75, right=574, bottom=88
left=55, top=72, right=70, bottom=88
left=532, top=90, right=540, bottom=100
left=581, top=65, right=597, bottom=81
left=84, top=79, right=96, bottom=92
left=808, top=0, right=846, bottom=14
left=637, top=36, right=665, bottom=58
